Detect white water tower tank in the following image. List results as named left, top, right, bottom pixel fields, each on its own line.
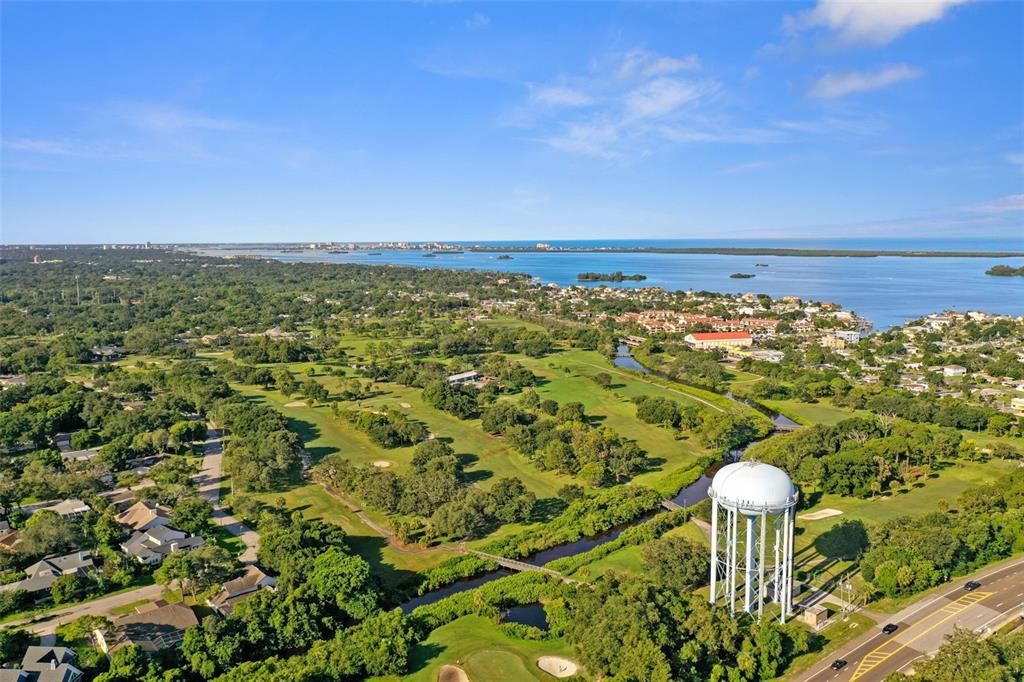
left=707, top=461, right=799, bottom=622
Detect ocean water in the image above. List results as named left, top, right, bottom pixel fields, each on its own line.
left=205, top=239, right=1024, bottom=329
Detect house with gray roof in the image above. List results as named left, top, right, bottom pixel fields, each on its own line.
left=33, top=499, right=90, bottom=519
left=121, top=526, right=204, bottom=565
left=0, top=646, right=83, bottom=682
left=0, top=551, right=94, bottom=596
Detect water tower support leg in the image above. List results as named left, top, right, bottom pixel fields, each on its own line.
left=758, top=510, right=767, bottom=619
left=744, top=514, right=755, bottom=612
left=709, top=498, right=718, bottom=604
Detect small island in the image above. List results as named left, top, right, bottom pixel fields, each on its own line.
left=730, top=272, right=756, bottom=279
left=577, top=271, right=647, bottom=282
left=496, top=254, right=514, bottom=260
left=986, top=264, right=1024, bottom=277
left=422, top=253, right=436, bottom=258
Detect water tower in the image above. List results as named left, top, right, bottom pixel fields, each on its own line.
left=708, top=461, right=798, bottom=622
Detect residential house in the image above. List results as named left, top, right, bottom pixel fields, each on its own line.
left=90, top=345, right=124, bottom=361
left=115, top=500, right=172, bottom=532
left=0, top=552, right=94, bottom=596
left=207, top=565, right=277, bottom=616
left=0, top=529, right=21, bottom=552
left=0, top=646, right=83, bottom=682
left=749, top=349, right=785, bottom=363
left=33, top=499, right=90, bottom=519
left=94, top=601, right=199, bottom=654
left=943, top=365, right=968, bottom=377
left=1011, top=397, right=1024, bottom=417
left=683, top=331, right=753, bottom=350
left=833, top=329, right=863, bottom=344
left=121, top=526, right=204, bottom=565
left=446, top=370, right=480, bottom=385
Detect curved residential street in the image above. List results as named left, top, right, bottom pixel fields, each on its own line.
left=196, top=427, right=260, bottom=564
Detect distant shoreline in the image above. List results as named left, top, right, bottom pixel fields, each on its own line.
left=179, top=245, right=1024, bottom=259
left=464, top=246, right=1024, bottom=258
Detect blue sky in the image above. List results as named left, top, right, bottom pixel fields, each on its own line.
left=2, top=0, right=1022, bottom=244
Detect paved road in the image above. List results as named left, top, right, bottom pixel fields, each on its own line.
left=796, top=557, right=1024, bottom=682
left=196, top=428, right=260, bottom=563
left=6, top=584, right=165, bottom=635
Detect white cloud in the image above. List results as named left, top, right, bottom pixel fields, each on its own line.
left=110, top=102, right=253, bottom=134
left=617, top=49, right=701, bottom=79
left=964, top=194, right=1024, bottom=214
left=625, top=78, right=709, bottom=119
left=465, top=12, right=490, bottom=31
left=530, top=85, right=593, bottom=108
left=721, top=160, right=775, bottom=175
left=2, top=137, right=73, bottom=156
left=810, top=64, right=923, bottom=98
left=545, top=119, right=621, bottom=158
left=1006, top=153, right=1024, bottom=166
left=789, top=0, right=968, bottom=46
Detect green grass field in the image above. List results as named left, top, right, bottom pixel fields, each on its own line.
left=375, top=615, right=578, bottom=682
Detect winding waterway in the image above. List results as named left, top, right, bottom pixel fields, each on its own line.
left=399, top=345, right=790, bottom=612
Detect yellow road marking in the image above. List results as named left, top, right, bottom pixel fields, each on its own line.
left=850, top=592, right=992, bottom=681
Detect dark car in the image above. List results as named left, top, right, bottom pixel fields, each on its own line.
left=882, top=623, right=899, bottom=634
left=831, top=660, right=847, bottom=671
left=965, top=581, right=982, bottom=591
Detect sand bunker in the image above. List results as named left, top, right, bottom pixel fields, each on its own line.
left=372, top=460, right=392, bottom=468
left=284, top=401, right=306, bottom=407
left=537, top=656, right=579, bottom=678
left=400, top=402, right=412, bottom=408
left=798, top=508, right=843, bottom=521
left=438, top=664, right=469, bottom=682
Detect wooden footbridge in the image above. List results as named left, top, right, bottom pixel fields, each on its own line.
left=463, top=548, right=581, bottom=585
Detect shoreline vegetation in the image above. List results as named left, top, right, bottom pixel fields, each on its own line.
left=577, top=271, right=647, bottom=282
left=986, top=264, right=1024, bottom=277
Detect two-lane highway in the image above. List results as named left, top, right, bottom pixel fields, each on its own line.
left=796, top=557, right=1024, bottom=682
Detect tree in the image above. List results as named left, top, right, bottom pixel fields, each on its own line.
left=641, top=536, right=708, bottom=590
left=50, top=573, right=85, bottom=604
left=0, top=628, right=31, bottom=664
left=170, top=420, right=207, bottom=452
left=910, top=628, right=1008, bottom=682
left=20, top=510, right=82, bottom=558
left=308, top=547, right=377, bottom=622
left=301, top=379, right=329, bottom=404
left=155, top=545, right=237, bottom=600
left=592, top=372, right=612, bottom=389
left=171, top=496, right=214, bottom=536
left=486, top=477, right=536, bottom=523
left=557, top=484, right=586, bottom=504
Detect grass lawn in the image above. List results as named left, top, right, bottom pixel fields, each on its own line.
left=514, top=349, right=715, bottom=492
left=208, top=525, right=248, bottom=557
left=758, top=398, right=865, bottom=426
left=782, top=611, right=877, bottom=680
left=238, top=378, right=574, bottom=501
left=377, top=614, right=579, bottom=682
left=571, top=519, right=710, bottom=580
